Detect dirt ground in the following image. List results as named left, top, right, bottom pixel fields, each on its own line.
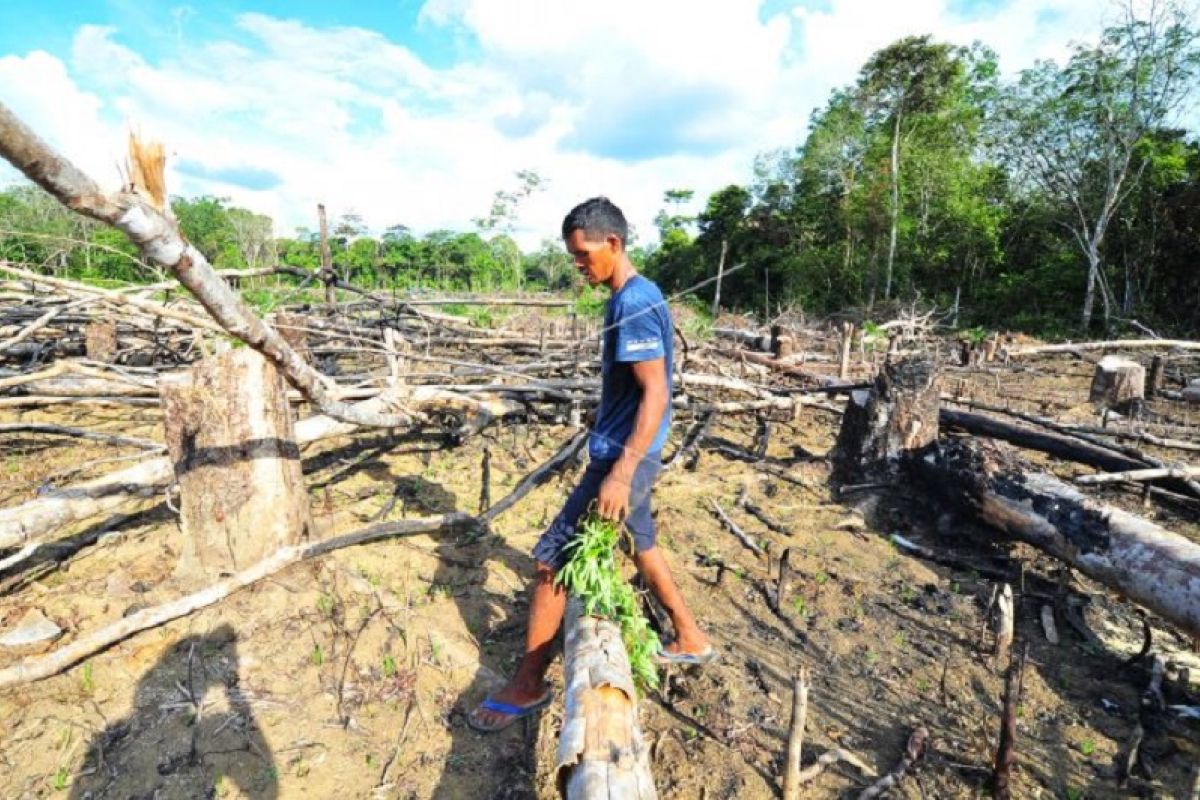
left=2, top=353, right=1199, bottom=799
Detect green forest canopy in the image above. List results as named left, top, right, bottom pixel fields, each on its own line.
left=2, top=4, right=1198, bottom=337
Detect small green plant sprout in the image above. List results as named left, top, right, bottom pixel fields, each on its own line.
left=916, top=678, right=931, bottom=695
left=212, top=773, right=226, bottom=797
left=893, top=632, right=908, bottom=649
left=556, top=513, right=661, bottom=692
left=1079, top=738, right=1096, bottom=756
left=51, top=765, right=69, bottom=791
left=316, top=594, right=336, bottom=617
left=79, top=661, right=95, bottom=695
left=310, top=644, right=324, bottom=667
left=382, top=654, right=398, bottom=678
left=814, top=571, right=830, bottom=586
left=1064, top=787, right=1084, bottom=800
left=792, top=596, right=809, bottom=617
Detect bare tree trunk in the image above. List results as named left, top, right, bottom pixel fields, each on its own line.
left=161, top=348, right=314, bottom=580
left=885, top=112, right=901, bottom=301
left=1082, top=246, right=1100, bottom=329
left=318, top=203, right=334, bottom=307
left=711, top=238, right=728, bottom=317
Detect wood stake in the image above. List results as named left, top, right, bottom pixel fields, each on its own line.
left=782, top=666, right=811, bottom=800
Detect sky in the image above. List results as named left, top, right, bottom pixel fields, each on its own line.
left=0, top=0, right=1137, bottom=248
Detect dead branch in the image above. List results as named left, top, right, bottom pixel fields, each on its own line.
left=709, top=499, right=764, bottom=558
left=782, top=666, right=811, bottom=800
left=0, top=512, right=471, bottom=689
left=990, top=645, right=1027, bottom=799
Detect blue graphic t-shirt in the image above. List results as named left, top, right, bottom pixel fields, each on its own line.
left=589, top=275, right=673, bottom=460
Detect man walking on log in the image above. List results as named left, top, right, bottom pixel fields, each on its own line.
left=469, top=197, right=713, bottom=733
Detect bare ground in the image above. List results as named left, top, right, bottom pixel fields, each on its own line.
left=2, top=356, right=1199, bottom=799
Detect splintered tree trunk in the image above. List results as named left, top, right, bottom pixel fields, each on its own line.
left=83, top=320, right=117, bottom=362
left=835, top=355, right=939, bottom=476
left=161, top=348, right=313, bottom=580
left=917, top=437, right=1200, bottom=637
left=557, top=598, right=656, bottom=799
left=1089, top=356, right=1144, bottom=413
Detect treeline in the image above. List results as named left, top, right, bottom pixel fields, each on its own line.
left=0, top=188, right=577, bottom=294
left=644, top=3, right=1200, bottom=336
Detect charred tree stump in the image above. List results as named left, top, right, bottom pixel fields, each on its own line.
left=835, top=356, right=939, bottom=478
left=556, top=597, right=656, bottom=799
left=915, top=437, right=1200, bottom=638
left=83, top=320, right=117, bottom=362
left=161, top=348, right=314, bottom=581
left=1148, top=356, right=1165, bottom=397
left=1090, top=356, right=1145, bottom=415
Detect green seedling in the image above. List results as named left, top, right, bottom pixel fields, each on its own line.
left=1079, top=739, right=1096, bottom=756
left=382, top=654, right=398, bottom=678
left=310, top=644, right=324, bottom=667
left=814, top=572, right=830, bottom=586
left=51, top=765, right=69, bottom=791
left=792, top=596, right=809, bottom=617
left=556, top=514, right=661, bottom=692
left=80, top=662, right=94, bottom=695
left=316, top=594, right=336, bottom=617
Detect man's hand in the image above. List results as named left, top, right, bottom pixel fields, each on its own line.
left=597, top=471, right=632, bottom=521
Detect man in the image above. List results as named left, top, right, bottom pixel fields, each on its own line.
left=469, top=197, right=713, bottom=733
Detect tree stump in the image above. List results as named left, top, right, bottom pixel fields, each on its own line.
left=770, top=324, right=794, bottom=359
left=835, top=355, right=940, bottom=477
left=83, top=320, right=117, bottom=362
left=1089, top=356, right=1144, bottom=414
left=161, top=348, right=314, bottom=581
left=1147, top=355, right=1165, bottom=397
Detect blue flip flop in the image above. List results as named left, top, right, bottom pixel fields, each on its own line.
left=655, top=645, right=718, bottom=666
left=467, top=690, right=554, bottom=733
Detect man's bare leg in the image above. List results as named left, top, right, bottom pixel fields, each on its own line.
left=633, top=546, right=710, bottom=655
left=470, top=562, right=565, bottom=728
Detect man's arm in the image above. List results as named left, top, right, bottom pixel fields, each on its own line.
left=596, top=356, right=669, bottom=520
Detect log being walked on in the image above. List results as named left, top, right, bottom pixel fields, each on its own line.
left=0, top=102, right=414, bottom=429
left=556, top=598, right=657, bottom=799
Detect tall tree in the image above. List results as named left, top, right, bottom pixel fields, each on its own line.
left=996, top=0, right=1199, bottom=328
left=857, top=35, right=964, bottom=300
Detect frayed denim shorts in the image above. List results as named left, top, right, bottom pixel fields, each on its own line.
left=532, top=455, right=662, bottom=571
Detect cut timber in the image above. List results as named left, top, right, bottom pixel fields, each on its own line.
left=1090, top=356, right=1144, bottom=413
left=83, top=320, right=116, bottom=362
left=557, top=597, right=656, bottom=799
left=835, top=356, right=939, bottom=476
left=916, top=438, right=1200, bottom=637
left=161, top=348, right=314, bottom=578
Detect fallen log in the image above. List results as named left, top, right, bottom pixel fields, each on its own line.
left=915, top=437, right=1200, bottom=637
left=940, top=408, right=1149, bottom=474
left=0, top=387, right=517, bottom=550
left=1005, top=339, right=1200, bottom=358
left=1077, top=466, right=1200, bottom=486
left=556, top=597, right=657, bottom=799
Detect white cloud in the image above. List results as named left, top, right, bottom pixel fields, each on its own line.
left=0, top=1, right=1133, bottom=251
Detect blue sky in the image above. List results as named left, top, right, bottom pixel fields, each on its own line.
left=0, top=0, right=1127, bottom=246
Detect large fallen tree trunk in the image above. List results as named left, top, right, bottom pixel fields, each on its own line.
left=914, top=438, right=1200, bottom=637
left=0, top=103, right=413, bottom=428
left=556, top=597, right=656, bottom=799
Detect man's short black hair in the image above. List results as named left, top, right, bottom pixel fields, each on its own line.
left=561, top=197, right=627, bottom=247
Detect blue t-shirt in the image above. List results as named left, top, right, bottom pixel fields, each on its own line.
left=589, top=275, right=673, bottom=460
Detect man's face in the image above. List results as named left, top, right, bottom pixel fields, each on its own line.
left=564, top=229, right=619, bottom=287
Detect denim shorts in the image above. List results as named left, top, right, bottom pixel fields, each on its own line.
left=532, top=455, right=662, bottom=571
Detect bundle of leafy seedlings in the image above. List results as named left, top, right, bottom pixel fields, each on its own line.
left=556, top=513, right=661, bottom=692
